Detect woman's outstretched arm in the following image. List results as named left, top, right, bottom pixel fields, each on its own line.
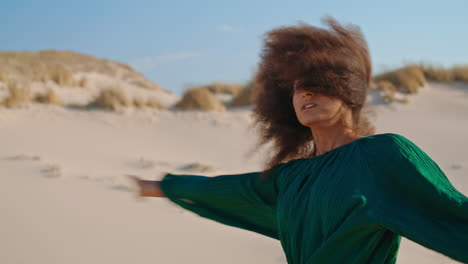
left=363, top=134, right=468, bottom=263
left=127, top=164, right=290, bottom=239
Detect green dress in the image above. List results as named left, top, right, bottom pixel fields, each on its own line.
left=159, top=133, right=468, bottom=263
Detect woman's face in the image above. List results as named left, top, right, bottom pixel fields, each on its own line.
left=292, top=87, right=346, bottom=127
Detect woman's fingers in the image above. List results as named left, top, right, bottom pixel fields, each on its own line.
left=126, top=174, right=145, bottom=200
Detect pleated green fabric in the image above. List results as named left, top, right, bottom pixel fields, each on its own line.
left=160, top=133, right=468, bottom=263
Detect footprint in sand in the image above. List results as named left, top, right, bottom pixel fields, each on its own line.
left=5, top=154, right=64, bottom=178
left=138, top=157, right=156, bottom=169
left=109, top=184, right=133, bottom=192
left=4, top=154, right=41, bottom=161
left=78, top=175, right=91, bottom=180
left=450, top=164, right=462, bottom=170
left=179, top=162, right=215, bottom=173
left=135, top=157, right=173, bottom=169
left=41, top=164, right=62, bottom=178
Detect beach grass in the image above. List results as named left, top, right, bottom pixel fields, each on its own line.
left=33, top=89, right=63, bottom=106
left=89, top=87, right=133, bottom=111
left=230, top=82, right=254, bottom=107
left=175, top=87, right=226, bottom=111
left=374, top=65, right=426, bottom=94
left=2, top=81, right=31, bottom=107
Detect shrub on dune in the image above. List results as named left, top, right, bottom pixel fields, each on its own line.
left=396, top=65, right=426, bottom=93
left=451, top=66, right=468, bottom=82
left=133, top=97, right=146, bottom=108
left=33, top=89, right=63, bottom=106
left=374, top=65, right=426, bottom=94
left=404, top=65, right=426, bottom=86
left=132, top=97, right=167, bottom=110
left=90, top=88, right=132, bottom=111
left=230, top=83, right=254, bottom=107
left=205, top=82, right=244, bottom=96
left=78, top=77, right=89, bottom=88
left=46, top=64, right=75, bottom=86
left=377, top=80, right=397, bottom=92
left=3, top=82, right=31, bottom=107
left=420, top=65, right=453, bottom=83
left=376, top=80, right=397, bottom=103
left=376, top=80, right=409, bottom=104
left=175, top=87, right=226, bottom=111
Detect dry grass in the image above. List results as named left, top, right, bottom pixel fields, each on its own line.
left=451, top=66, right=468, bottom=82
left=126, top=78, right=160, bottom=90
left=230, top=83, right=254, bottom=107
left=89, top=88, right=132, bottom=111
left=78, top=77, right=89, bottom=88
left=0, top=70, right=9, bottom=83
left=375, top=64, right=468, bottom=96
left=133, top=97, right=166, bottom=109
left=204, top=82, right=244, bottom=96
left=2, top=82, right=31, bottom=107
left=46, top=64, right=75, bottom=86
left=133, top=97, right=146, bottom=108
left=374, top=65, right=426, bottom=94
left=33, top=89, right=63, bottom=106
left=376, top=80, right=397, bottom=103
left=175, top=87, right=226, bottom=111
left=376, top=80, right=410, bottom=104
left=397, top=65, right=426, bottom=93
left=0, top=52, right=76, bottom=86
left=419, top=64, right=453, bottom=83
left=404, top=65, right=426, bottom=86
left=419, top=64, right=468, bottom=83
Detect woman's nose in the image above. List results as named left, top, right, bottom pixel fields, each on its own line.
left=300, top=90, right=314, bottom=98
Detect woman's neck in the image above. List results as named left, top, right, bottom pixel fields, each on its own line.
left=311, top=127, right=359, bottom=156
left=309, top=109, right=360, bottom=156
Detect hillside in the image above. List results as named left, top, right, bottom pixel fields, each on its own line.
left=0, top=50, right=179, bottom=107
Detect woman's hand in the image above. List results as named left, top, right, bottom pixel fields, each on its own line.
left=127, top=175, right=166, bottom=198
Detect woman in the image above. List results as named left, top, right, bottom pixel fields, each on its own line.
left=130, top=18, right=468, bottom=263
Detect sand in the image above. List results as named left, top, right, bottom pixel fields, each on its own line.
left=1, top=82, right=467, bottom=263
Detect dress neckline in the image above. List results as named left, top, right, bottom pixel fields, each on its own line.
left=309, top=133, right=391, bottom=160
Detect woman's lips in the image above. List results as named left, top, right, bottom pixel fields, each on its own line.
left=301, top=103, right=317, bottom=111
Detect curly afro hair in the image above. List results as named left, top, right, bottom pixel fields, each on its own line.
left=253, top=17, right=375, bottom=172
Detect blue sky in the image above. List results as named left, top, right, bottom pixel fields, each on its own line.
left=2, top=0, right=467, bottom=95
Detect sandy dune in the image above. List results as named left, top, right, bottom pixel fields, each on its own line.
left=1, top=82, right=467, bottom=263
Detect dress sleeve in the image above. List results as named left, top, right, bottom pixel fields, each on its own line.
left=364, top=134, right=468, bottom=263
left=159, top=163, right=289, bottom=240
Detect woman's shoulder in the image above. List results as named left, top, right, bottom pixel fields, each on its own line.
left=360, top=133, right=411, bottom=144
left=359, top=133, right=436, bottom=171
left=359, top=133, right=419, bottom=154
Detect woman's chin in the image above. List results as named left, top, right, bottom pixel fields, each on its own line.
left=299, top=116, right=336, bottom=129
left=299, top=119, right=319, bottom=128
